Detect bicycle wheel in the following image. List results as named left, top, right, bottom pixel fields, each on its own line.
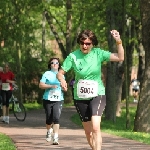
left=12, top=100, right=26, bottom=121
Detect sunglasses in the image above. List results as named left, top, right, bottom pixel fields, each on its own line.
left=80, top=41, right=92, bottom=46
left=51, top=62, right=59, bottom=65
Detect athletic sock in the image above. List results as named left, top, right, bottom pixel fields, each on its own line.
left=47, top=128, right=53, bottom=134
left=54, top=133, right=58, bottom=139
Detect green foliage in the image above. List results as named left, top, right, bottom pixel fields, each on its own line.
left=45, top=0, right=64, bottom=6
left=0, top=0, right=141, bottom=105
left=0, top=0, right=57, bottom=103
left=0, top=133, right=16, bottom=150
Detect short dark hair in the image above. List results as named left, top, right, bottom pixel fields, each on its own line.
left=77, top=29, right=98, bottom=46
left=48, top=58, right=61, bottom=70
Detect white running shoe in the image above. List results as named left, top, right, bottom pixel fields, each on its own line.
left=46, top=132, right=52, bottom=142
left=53, top=137, right=59, bottom=145
left=133, top=99, right=138, bottom=103
left=2, top=116, right=6, bottom=122
left=49, top=128, right=53, bottom=133
left=5, top=116, right=9, bottom=124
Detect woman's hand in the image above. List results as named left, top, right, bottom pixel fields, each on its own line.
left=110, top=30, right=121, bottom=42
left=56, top=69, right=67, bottom=91
left=109, top=30, right=124, bottom=62
left=51, top=85, right=58, bottom=89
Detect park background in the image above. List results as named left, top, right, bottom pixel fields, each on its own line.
left=0, top=0, right=150, bottom=134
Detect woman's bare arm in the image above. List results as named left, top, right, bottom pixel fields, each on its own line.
left=57, top=69, right=68, bottom=91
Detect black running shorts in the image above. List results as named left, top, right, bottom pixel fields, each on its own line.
left=74, top=95, right=106, bottom=122
left=43, top=100, right=63, bottom=125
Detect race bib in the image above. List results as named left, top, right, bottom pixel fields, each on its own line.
left=2, top=83, right=10, bottom=91
left=48, top=89, right=61, bottom=101
left=77, top=80, right=98, bottom=98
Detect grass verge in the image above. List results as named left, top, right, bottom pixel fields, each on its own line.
left=71, top=105, right=150, bottom=145
left=24, top=102, right=43, bottom=111
left=0, top=133, right=16, bottom=150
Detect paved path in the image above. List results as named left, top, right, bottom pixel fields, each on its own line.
left=0, top=106, right=150, bottom=150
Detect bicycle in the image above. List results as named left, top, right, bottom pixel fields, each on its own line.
left=0, top=85, right=26, bottom=121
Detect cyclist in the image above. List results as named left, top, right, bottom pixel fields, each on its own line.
left=0, top=63, right=15, bottom=124
left=39, top=58, right=65, bottom=145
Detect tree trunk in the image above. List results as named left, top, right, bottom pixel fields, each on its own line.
left=134, top=0, right=150, bottom=132
left=105, top=62, right=117, bottom=122
left=105, top=2, right=125, bottom=121
left=115, top=62, right=124, bottom=117
left=16, top=42, right=23, bottom=103
left=105, top=6, right=117, bottom=122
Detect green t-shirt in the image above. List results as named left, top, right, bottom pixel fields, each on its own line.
left=61, top=47, right=111, bottom=100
